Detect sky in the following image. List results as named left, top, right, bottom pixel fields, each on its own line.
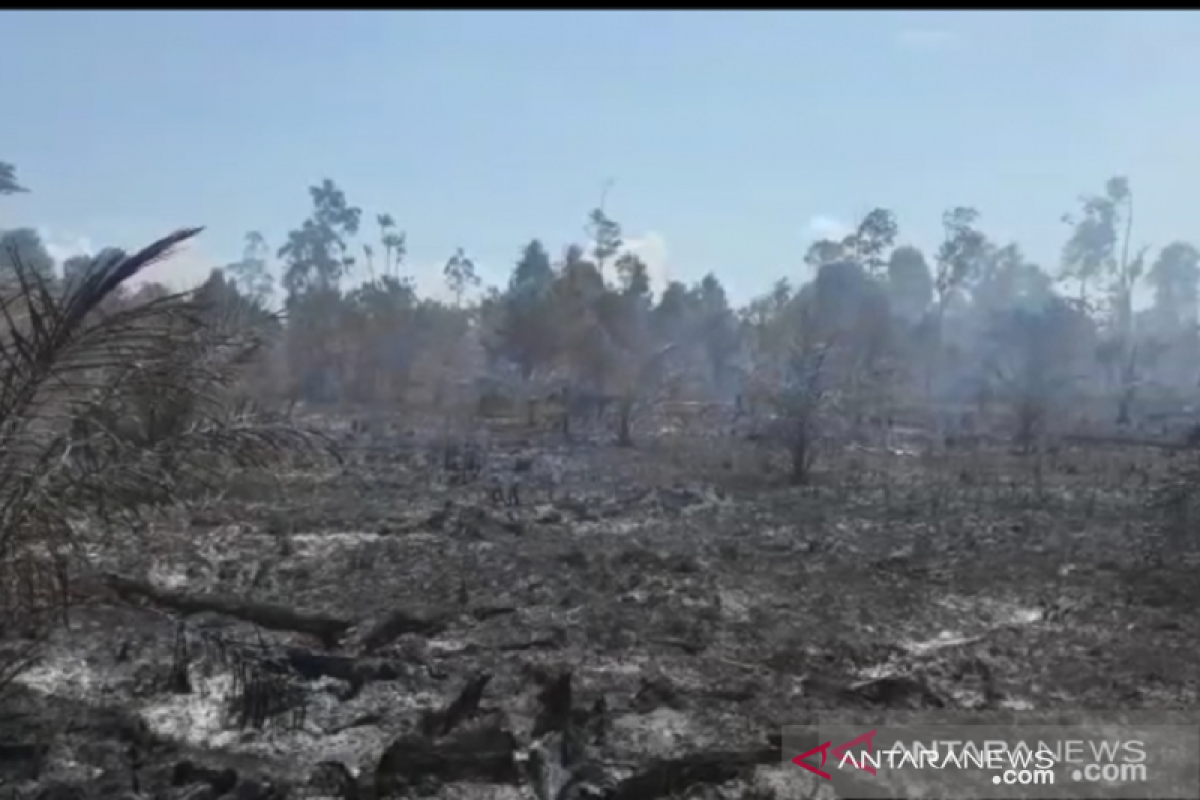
left=3, top=10, right=1200, bottom=304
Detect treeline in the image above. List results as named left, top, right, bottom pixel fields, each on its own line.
left=5, top=165, right=1200, bottom=441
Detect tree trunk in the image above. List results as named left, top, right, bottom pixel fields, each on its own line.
left=789, top=430, right=811, bottom=485
left=617, top=398, right=634, bottom=447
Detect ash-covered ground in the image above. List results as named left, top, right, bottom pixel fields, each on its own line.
left=4, top=420, right=1198, bottom=800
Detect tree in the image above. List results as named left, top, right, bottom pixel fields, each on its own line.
left=600, top=251, right=661, bottom=446
left=277, top=180, right=363, bottom=403
left=508, top=239, right=553, bottom=297
left=278, top=179, right=362, bottom=297
left=934, top=206, right=986, bottom=313
left=929, top=206, right=987, bottom=399
left=1147, top=242, right=1200, bottom=333
left=0, top=161, right=27, bottom=195
left=444, top=247, right=479, bottom=307
left=374, top=213, right=407, bottom=282
left=739, top=255, right=895, bottom=484
left=225, top=230, right=275, bottom=304
left=1062, top=177, right=1143, bottom=422
left=802, top=260, right=893, bottom=432
left=843, top=208, right=899, bottom=278
left=487, top=240, right=559, bottom=421
left=984, top=299, right=1089, bottom=450
left=551, top=245, right=609, bottom=403
left=0, top=229, right=56, bottom=284
left=803, top=209, right=897, bottom=279
left=742, top=289, right=838, bottom=485
left=1061, top=177, right=1130, bottom=307
left=804, top=239, right=845, bottom=271
left=694, top=273, right=740, bottom=400
left=587, top=207, right=622, bottom=278
left=973, top=243, right=1053, bottom=316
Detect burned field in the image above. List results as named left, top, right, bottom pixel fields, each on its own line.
left=5, top=416, right=1198, bottom=800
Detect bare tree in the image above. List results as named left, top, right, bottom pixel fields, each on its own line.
left=984, top=302, right=1085, bottom=452
left=742, top=298, right=839, bottom=485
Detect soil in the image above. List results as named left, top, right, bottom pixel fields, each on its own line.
left=3, top=421, right=1197, bottom=800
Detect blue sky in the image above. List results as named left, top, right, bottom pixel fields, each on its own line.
left=2, top=10, right=1199, bottom=303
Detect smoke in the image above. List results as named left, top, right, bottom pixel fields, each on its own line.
left=618, top=231, right=671, bottom=295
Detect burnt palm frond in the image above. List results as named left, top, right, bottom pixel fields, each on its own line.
left=0, top=228, right=337, bottom=697
left=173, top=621, right=308, bottom=731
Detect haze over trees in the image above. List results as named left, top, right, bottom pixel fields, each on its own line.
left=4, top=159, right=1200, bottom=481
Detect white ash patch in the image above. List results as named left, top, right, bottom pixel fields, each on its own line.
left=16, top=649, right=433, bottom=774
left=716, top=589, right=754, bottom=623
left=146, top=561, right=192, bottom=590
left=754, top=765, right=836, bottom=800
left=899, top=632, right=984, bottom=657
left=939, top=594, right=1046, bottom=626
left=610, top=707, right=696, bottom=759
left=14, top=653, right=108, bottom=701
left=585, top=658, right=650, bottom=678
left=287, top=531, right=384, bottom=559
left=139, top=671, right=240, bottom=747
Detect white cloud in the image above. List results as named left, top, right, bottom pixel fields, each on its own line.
left=619, top=231, right=671, bottom=295
left=805, top=215, right=850, bottom=241
left=410, top=260, right=456, bottom=302
left=138, top=240, right=219, bottom=290
left=38, top=227, right=96, bottom=264
left=37, top=226, right=218, bottom=290
left=894, top=28, right=961, bottom=52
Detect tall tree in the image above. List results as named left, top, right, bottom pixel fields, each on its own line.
left=695, top=273, right=740, bottom=399
left=443, top=247, right=479, bottom=307
left=587, top=207, right=623, bottom=279
left=375, top=213, right=407, bottom=282
left=935, top=206, right=986, bottom=313
left=277, top=179, right=361, bottom=402
left=1061, top=177, right=1131, bottom=308
left=278, top=179, right=361, bottom=297
left=929, top=206, right=987, bottom=397
left=494, top=240, right=556, bottom=380
left=225, top=230, right=275, bottom=304
left=1062, top=177, right=1143, bottom=421
left=843, top=208, right=899, bottom=278
left=1147, top=241, right=1200, bottom=333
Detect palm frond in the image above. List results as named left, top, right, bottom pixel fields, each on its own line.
left=0, top=228, right=338, bottom=698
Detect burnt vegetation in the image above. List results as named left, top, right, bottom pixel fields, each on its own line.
left=2, top=162, right=1200, bottom=799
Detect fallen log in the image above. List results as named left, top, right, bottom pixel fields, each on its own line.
left=374, top=724, right=519, bottom=797
left=610, top=745, right=778, bottom=800
left=100, top=572, right=353, bottom=647
left=345, top=607, right=448, bottom=654
left=420, top=672, right=491, bottom=738
left=271, top=647, right=406, bottom=696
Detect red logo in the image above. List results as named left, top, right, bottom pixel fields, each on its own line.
left=792, top=729, right=880, bottom=780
